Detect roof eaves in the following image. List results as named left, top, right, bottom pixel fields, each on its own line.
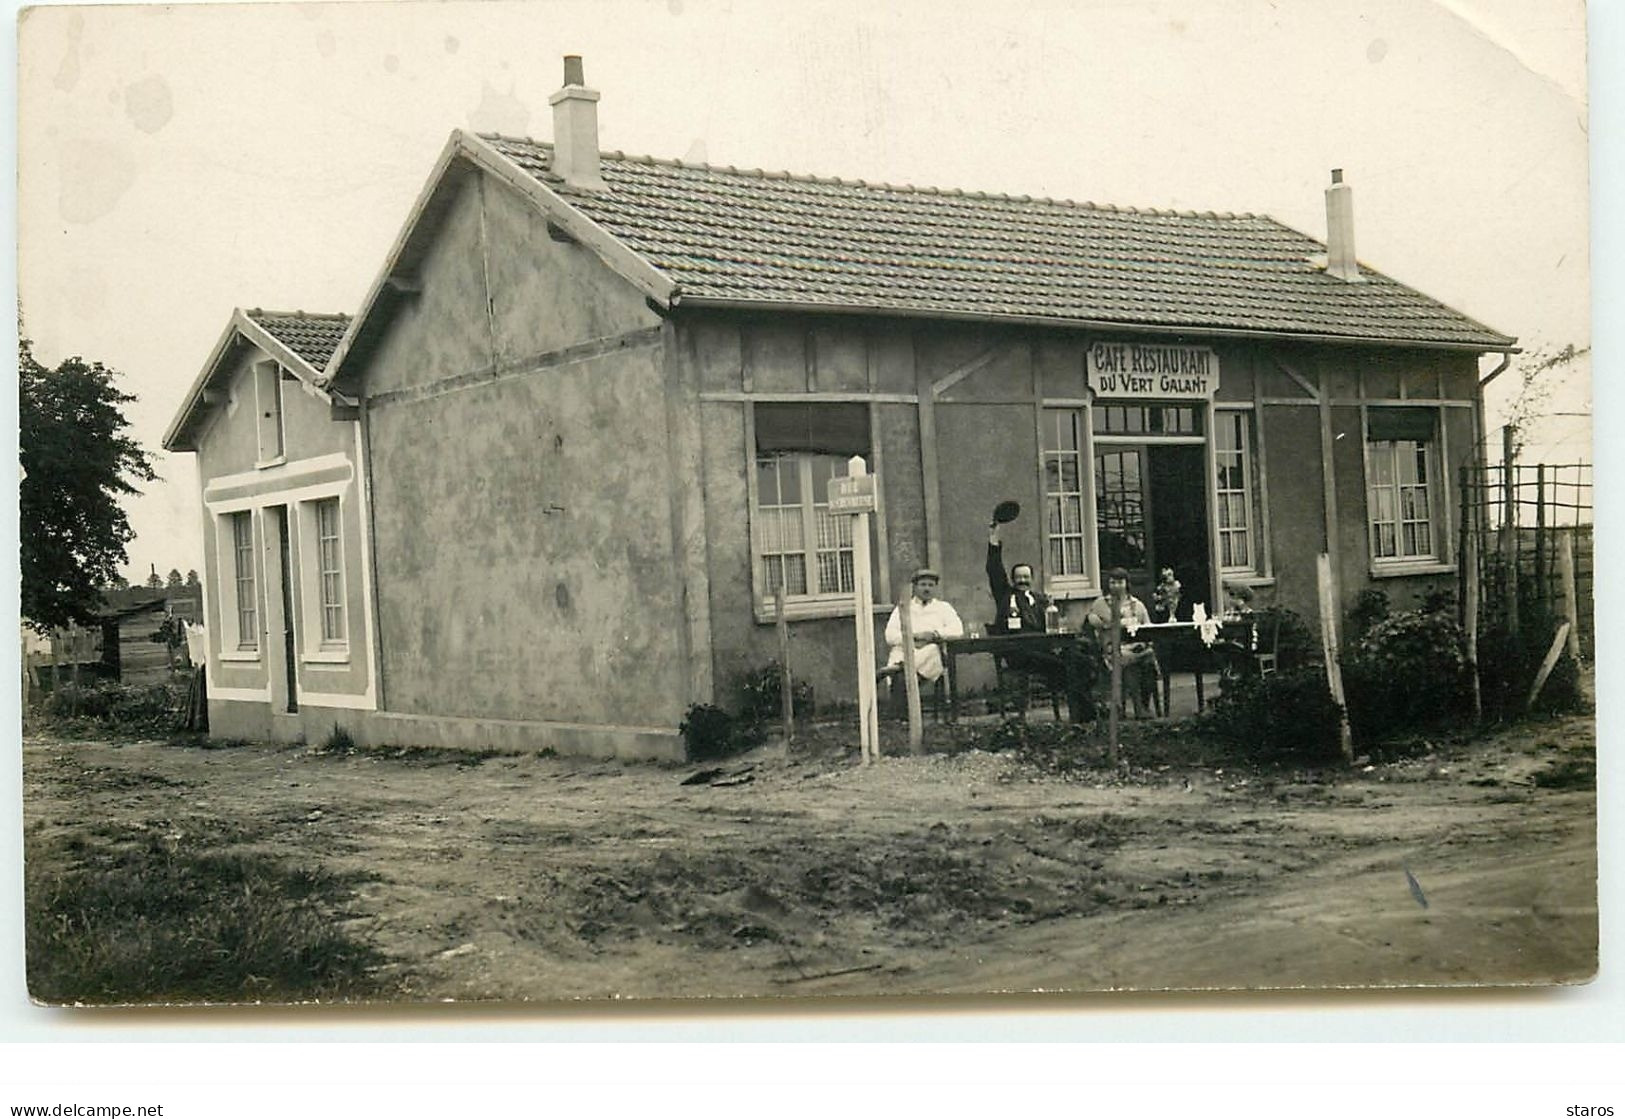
left=238, top=312, right=334, bottom=391
left=670, top=293, right=1519, bottom=353
left=461, top=132, right=679, bottom=306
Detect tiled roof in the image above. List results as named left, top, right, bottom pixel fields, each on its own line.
left=247, top=309, right=352, bottom=370
left=480, top=135, right=1513, bottom=349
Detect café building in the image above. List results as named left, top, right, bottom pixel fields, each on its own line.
left=167, top=59, right=1515, bottom=758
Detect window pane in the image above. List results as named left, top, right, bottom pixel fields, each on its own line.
left=1370, top=449, right=1395, bottom=485
left=1059, top=457, right=1079, bottom=492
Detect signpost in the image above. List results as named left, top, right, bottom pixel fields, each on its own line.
left=829, top=458, right=879, bottom=763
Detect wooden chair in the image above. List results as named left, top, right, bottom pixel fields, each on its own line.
left=1255, top=614, right=1281, bottom=678
left=882, top=672, right=947, bottom=722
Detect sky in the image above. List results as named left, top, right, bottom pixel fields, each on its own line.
left=11, top=0, right=1594, bottom=584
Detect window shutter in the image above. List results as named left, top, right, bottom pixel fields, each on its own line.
left=1367, top=407, right=1436, bottom=443
left=754, top=403, right=870, bottom=456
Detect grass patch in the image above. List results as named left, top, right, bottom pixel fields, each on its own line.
left=26, top=829, right=391, bottom=1005
left=1532, top=757, right=1595, bottom=790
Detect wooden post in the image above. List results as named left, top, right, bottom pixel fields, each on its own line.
left=1559, top=532, right=1581, bottom=663
left=1464, top=525, right=1482, bottom=721
left=1107, top=610, right=1122, bottom=766
left=67, top=623, right=81, bottom=715
left=1502, top=425, right=1520, bottom=642
left=1316, top=554, right=1355, bottom=763
left=848, top=457, right=879, bottom=764
left=898, top=594, right=923, bottom=755
left=1457, top=465, right=1470, bottom=631
left=1535, top=464, right=1547, bottom=610
left=1526, top=622, right=1572, bottom=711
left=21, top=634, right=32, bottom=711
left=774, top=584, right=794, bottom=744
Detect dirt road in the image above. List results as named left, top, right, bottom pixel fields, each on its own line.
left=21, top=714, right=1597, bottom=1003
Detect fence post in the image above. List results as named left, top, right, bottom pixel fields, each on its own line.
left=1107, top=611, right=1122, bottom=766
left=1464, top=523, right=1482, bottom=721
left=1502, top=425, right=1520, bottom=642
left=1559, top=532, right=1581, bottom=664
left=1316, top=554, right=1355, bottom=764
left=897, top=594, right=924, bottom=755
left=774, top=584, right=794, bottom=744
left=1457, top=465, right=1470, bottom=631
left=1535, top=464, right=1547, bottom=610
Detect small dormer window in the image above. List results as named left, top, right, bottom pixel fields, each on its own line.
left=255, top=360, right=286, bottom=466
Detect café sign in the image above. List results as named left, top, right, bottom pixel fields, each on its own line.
left=1087, top=342, right=1219, bottom=399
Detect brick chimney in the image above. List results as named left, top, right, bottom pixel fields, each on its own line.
left=549, top=55, right=606, bottom=193
left=1324, top=168, right=1362, bottom=282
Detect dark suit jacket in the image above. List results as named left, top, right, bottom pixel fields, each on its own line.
left=987, top=541, right=1051, bottom=634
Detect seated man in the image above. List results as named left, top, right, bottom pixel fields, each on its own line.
left=987, top=524, right=1095, bottom=723
left=1086, top=567, right=1160, bottom=718
left=879, top=568, right=964, bottom=704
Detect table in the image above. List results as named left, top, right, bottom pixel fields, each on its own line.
left=941, top=632, right=1085, bottom=723
left=1128, top=618, right=1257, bottom=715
left=941, top=618, right=1257, bottom=723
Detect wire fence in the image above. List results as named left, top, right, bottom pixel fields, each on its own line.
left=1459, top=461, right=1592, bottom=658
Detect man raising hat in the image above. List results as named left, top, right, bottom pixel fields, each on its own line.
left=880, top=567, right=964, bottom=686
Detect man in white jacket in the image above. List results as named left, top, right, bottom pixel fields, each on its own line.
left=880, top=567, right=964, bottom=685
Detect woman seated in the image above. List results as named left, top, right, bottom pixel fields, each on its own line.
left=1086, top=567, right=1161, bottom=718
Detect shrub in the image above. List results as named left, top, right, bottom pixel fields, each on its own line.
left=321, top=723, right=357, bottom=753
left=678, top=704, right=764, bottom=762
left=1476, top=608, right=1585, bottom=719
left=1204, top=666, right=1345, bottom=761
left=37, top=681, right=181, bottom=736
left=734, top=661, right=814, bottom=727
left=1346, top=588, right=1390, bottom=642
left=1341, top=607, right=1469, bottom=740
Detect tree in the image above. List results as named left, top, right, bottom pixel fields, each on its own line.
left=19, top=335, right=156, bottom=631
left=166, top=568, right=183, bottom=587
left=185, top=569, right=200, bottom=587
left=145, top=570, right=163, bottom=589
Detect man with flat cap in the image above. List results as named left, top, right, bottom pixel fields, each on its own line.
left=880, top=567, right=964, bottom=692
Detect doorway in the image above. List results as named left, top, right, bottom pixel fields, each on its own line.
left=271, top=504, right=299, bottom=714
left=1094, top=443, right=1210, bottom=615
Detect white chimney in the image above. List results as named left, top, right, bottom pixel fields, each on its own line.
left=549, top=55, right=606, bottom=193
left=1324, top=168, right=1362, bottom=282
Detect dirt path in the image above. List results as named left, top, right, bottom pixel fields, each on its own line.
left=21, top=714, right=1597, bottom=1003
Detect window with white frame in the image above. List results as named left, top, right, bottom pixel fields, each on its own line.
left=1042, top=409, right=1089, bottom=579
left=1366, top=407, right=1439, bottom=563
left=314, top=498, right=345, bottom=643
left=1214, top=410, right=1259, bottom=573
left=752, top=403, right=870, bottom=608
left=254, top=361, right=286, bottom=465
left=293, top=495, right=350, bottom=659
left=228, top=511, right=258, bottom=652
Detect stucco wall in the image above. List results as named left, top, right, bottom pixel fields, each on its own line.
left=355, top=165, right=681, bottom=733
